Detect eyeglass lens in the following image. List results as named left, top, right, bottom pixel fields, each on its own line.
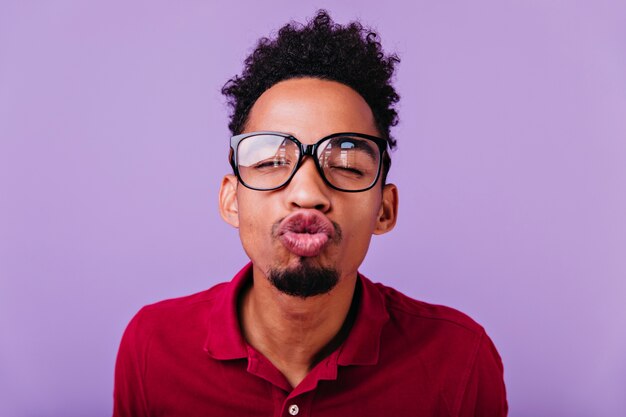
left=236, top=134, right=381, bottom=191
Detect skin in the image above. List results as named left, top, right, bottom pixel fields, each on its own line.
left=219, top=77, right=399, bottom=388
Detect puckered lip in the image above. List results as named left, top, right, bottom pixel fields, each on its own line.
left=275, top=210, right=335, bottom=257
left=276, top=210, right=335, bottom=237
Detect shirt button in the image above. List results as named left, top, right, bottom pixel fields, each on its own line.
left=288, top=404, right=299, bottom=415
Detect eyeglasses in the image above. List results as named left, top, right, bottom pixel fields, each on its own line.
left=229, top=131, right=388, bottom=192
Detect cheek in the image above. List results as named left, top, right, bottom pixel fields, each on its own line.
left=343, top=217, right=376, bottom=247
left=337, top=194, right=382, bottom=246
left=235, top=194, right=263, bottom=240
left=235, top=192, right=284, bottom=262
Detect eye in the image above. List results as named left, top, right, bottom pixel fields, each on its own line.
left=330, top=165, right=364, bottom=177
left=253, top=158, right=291, bottom=169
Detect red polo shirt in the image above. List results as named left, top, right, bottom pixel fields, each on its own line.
left=113, top=263, right=507, bottom=416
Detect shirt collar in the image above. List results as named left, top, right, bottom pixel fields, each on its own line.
left=337, top=272, right=390, bottom=366
left=203, top=262, right=390, bottom=366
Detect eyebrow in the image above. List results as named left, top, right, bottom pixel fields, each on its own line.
left=326, top=135, right=378, bottom=160
left=241, top=131, right=381, bottom=160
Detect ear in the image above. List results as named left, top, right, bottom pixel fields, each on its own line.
left=219, top=174, right=239, bottom=228
left=373, top=183, right=398, bottom=235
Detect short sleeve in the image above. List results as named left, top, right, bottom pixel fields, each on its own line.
left=457, top=331, right=508, bottom=417
left=113, top=309, right=150, bottom=417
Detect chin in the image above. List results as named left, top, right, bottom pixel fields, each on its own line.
left=267, top=261, right=340, bottom=298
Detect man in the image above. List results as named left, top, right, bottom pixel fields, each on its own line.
left=113, top=10, right=507, bottom=416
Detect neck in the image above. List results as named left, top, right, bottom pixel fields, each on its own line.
left=239, top=264, right=357, bottom=388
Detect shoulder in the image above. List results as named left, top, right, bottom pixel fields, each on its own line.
left=364, top=278, right=490, bottom=369
left=140, top=282, right=228, bottom=315
left=366, top=280, right=507, bottom=414
left=372, top=281, right=485, bottom=336
left=124, top=281, right=229, bottom=339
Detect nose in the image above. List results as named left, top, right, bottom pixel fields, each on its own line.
left=284, top=157, right=331, bottom=212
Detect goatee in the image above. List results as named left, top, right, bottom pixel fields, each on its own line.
left=268, top=262, right=339, bottom=298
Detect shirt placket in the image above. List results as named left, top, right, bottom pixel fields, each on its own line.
left=248, top=346, right=340, bottom=417
left=271, top=386, right=315, bottom=417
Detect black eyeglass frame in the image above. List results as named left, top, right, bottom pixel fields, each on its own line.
left=229, top=131, right=389, bottom=192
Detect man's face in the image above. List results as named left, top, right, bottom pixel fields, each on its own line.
left=220, top=78, right=398, bottom=296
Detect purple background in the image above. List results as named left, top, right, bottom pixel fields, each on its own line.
left=1, top=1, right=625, bottom=416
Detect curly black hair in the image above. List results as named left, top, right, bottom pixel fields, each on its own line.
left=222, top=10, right=400, bottom=180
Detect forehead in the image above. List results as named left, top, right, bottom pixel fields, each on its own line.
left=244, top=78, right=379, bottom=143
